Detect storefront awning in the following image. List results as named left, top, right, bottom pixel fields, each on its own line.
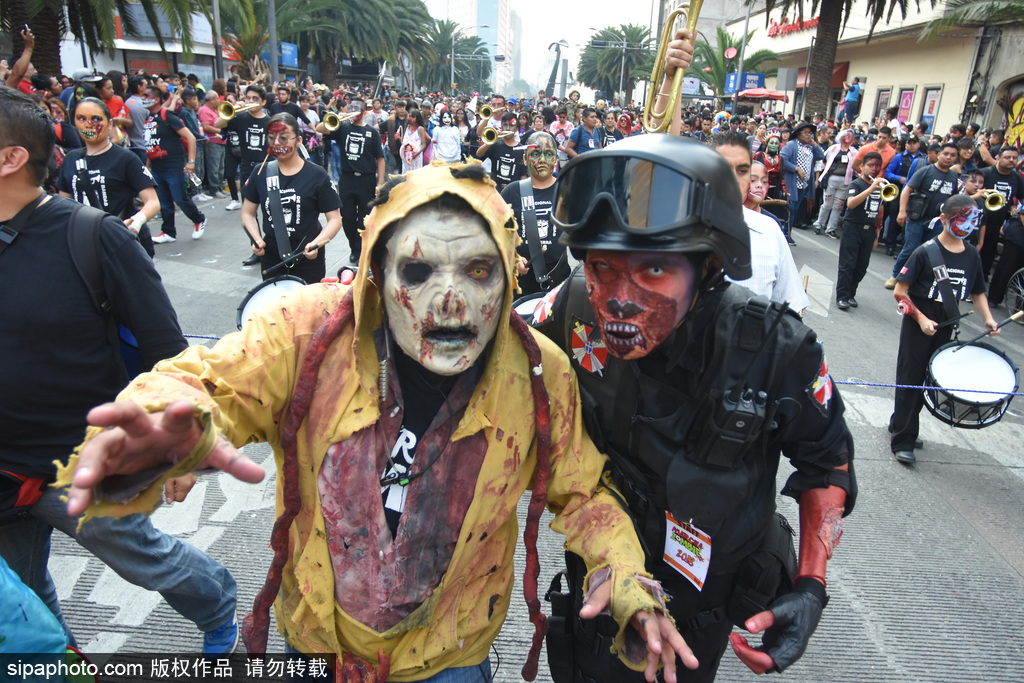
left=796, top=62, right=848, bottom=89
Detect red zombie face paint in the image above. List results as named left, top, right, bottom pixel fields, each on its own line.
left=74, top=103, right=108, bottom=141
left=584, top=250, right=698, bottom=360
left=946, top=204, right=980, bottom=240
left=267, top=121, right=296, bottom=158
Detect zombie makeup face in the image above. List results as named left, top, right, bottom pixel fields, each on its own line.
left=441, top=111, right=452, bottom=126
left=267, top=121, right=297, bottom=158
left=945, top=204, right=980, bottom=240
left=525, top=135, right=557, bottom=180
left=74, top=103, right=108, bottom=141
left=584, top=250, right=699, bottom=360
left=347, top=100, right=365, bottom=124
left=766, top=138, right=780, bottom=154
left=382, top=209, right=505, bottom=375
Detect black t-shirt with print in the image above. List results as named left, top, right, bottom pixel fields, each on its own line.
left=242, top=160, right=341, bottom=280
left=482, top=140, right=524, bottom=191
left=326, top=121, right=384, bottom=174
left=143, top=108, right=187, bottom=170
left=501, top=180, right=570, bottom=295
left=907, top=164, right=958, bottom=219
left=981, top=165, right=1024, bottom=226
left=269, top=101, right=304, bottom=120
left=898, top=239, right=985, bottom=320
left=224, top=112, right=269, bottom=172
left=57, top=145, right=156, bottom=217
left=844, top=177, right=883, bottom=226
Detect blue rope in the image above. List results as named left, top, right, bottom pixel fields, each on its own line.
left=182, top=335, right=1023, bottom=397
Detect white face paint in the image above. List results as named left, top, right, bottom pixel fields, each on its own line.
left=382, top=208, right=505, bottom=376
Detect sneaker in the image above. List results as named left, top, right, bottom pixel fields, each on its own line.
left=192, top=218, right=207, bottom=240
left=225, top=199, right=241, bottom=211
left=825, top=229, right=839, bottom=239
left=848, top=297, right=858, bottom=308
left=209, top=191, right=226, bottom=199
left=195, top=193, right=213, bottom=202
left=203, top=612, right=238, bottom=654
left=837, top=299, right=851, bottom=310
left=884, top=276, right=898, bottom=289
left=787, top=235, right=797, bottom=246
left=152, top=232, right=176, bottom=244
left=893, top=450, right=916, bottom=465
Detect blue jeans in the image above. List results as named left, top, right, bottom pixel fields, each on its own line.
left=150, top=165, right=205, bottom=237
left=0, top=485, right=237, bottom=646
left=892, top=217, right=929, bottom=277
left=788, top=185, right=810, bottom=232
left=284, top=645, right=491, bottom=682
left=331, top=144, right=342, bottom=183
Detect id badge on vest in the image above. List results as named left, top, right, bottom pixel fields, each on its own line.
left=664, top=511, right=711, bottom=591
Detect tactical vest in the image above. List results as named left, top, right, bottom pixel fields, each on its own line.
left=552, top=268, right=815, bottom=570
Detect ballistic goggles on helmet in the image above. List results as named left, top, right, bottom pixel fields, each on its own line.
left=554, top=154, right=715, bottom=236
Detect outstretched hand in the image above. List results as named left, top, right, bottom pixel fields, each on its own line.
left=579, top=579, right=699, bottom=683
left=67, top=400, right=264, bottom=516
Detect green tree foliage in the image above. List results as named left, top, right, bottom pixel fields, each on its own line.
left=414, top=19, right=491, bottom=94
left=576, top=24, right=654, bottom=103
left=919, top=0, right=1024, bottom=40
left=690, top=26, right=779, bottom=97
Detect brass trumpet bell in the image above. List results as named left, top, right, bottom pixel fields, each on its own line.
left=879, top=181, right=900, bottom=202
left=482, top=127, right=498, bottom=144
left=985, top=190, right=1006, bottom=211
left=479, top=104, right=493, bottom=120
left=217, top=101, right=260, bottom=120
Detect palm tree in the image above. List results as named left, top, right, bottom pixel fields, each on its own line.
left=919, top=0, right=1024, bottom=39
left=2, top=0, right=198, bottom=76
left=577, top=24, right=654, bottom=103
left=690, top=26, right=780, bottom=97
left=415, top=19, right=491, bottom=94
left=760, top=1, right=937, bottom=118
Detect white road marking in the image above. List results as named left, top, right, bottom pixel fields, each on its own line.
left=150, top=481, right=208, bottom=536
left=49, top=555, right=89, bottom=600
left=83, top=631, right=129, bottom=654
left=799, top=263, right=834, bottom=318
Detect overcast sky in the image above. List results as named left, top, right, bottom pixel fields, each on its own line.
left=423, top=0, right=661, bottom=92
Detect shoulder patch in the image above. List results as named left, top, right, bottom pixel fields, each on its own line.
left=806, top=352, right=833, bottom=417
left=570, top=317, right=607, bottom=377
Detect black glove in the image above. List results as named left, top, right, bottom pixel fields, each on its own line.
left=759, top=577, right=828, bottom=672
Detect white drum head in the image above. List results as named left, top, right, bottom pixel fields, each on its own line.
left=931, top=344, right=1017, bottom=404
left=238, top=277, right=306, bottom=329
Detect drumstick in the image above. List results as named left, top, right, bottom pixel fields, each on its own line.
left=934, top=310, right=973, bottom=329
left=952, top=310, right=1024, bottom=352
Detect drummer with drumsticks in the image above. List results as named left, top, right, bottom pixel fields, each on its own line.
left=240, top=113, right=342, bottom=285
left=890, top=193, right=999, bottom=464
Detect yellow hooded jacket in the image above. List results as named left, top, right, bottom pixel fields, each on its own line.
left=58, top=162, right=663, bottom=679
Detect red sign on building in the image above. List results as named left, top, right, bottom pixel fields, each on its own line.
left=767, top=16, right=820, bottom=38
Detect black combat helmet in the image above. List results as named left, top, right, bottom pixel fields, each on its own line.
left=552, top=134, right=751, bottom=280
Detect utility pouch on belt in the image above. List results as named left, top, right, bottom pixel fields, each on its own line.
left=690, top=389, right=768, bottom=470
left=906, top=191, right=927, bottom=221
left=0, top=470, right=47, bottom=523
left=727, top=513, right=797, bottom=627
left=545, top=571, right=575, bottom=683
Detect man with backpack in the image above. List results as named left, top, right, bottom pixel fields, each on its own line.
left=0, top=85, right=241, bottom=655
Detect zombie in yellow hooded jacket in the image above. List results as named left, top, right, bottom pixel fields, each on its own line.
left=58, top=162, right=666, bottom=680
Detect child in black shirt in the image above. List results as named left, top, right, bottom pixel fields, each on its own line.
left=889, top=194, right=999, bottom=464
left=836, top=151, right=885, bottom=309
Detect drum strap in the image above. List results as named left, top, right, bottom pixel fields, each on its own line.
left=923, top=239, right=962, bottom=330
left=265, top=160, right=294, bottom=261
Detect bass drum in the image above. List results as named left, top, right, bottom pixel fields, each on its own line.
left=237, top=276, right=307, bottom=330
left=512, top=292, right=545, bottom=326
left=923, top=341, right=1019, bottom=429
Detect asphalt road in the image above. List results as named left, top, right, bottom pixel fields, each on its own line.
left=50, top=194, right=1024, bottom=682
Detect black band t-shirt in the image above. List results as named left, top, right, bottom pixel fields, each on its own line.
left=981, top=165, right=1024, bottom=226
left=907, top=165, right=958, bottom=220
left=224, top=112, right=269, bottom=173
left=844, top=177, right=882, bottom=225
left=143, top=108, right=188, bottom=170
left=500, top=180, right=570, bottom=294
left=57, top=145, right=156, bottom=217
left=483, top=141, right=524, bottom=191
left=327, top=121, right=384, bottom=174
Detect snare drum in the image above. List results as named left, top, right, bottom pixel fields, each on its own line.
left=236, top=276, right=306, bottom=330
left=923, top=341, right=1019, bottom=429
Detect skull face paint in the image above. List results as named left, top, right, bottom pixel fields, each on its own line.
left=584, top=250, right=699, bottom=360
left=382, top=208, right=505, bottom=375
left=946, top=203, right=980, bottom=239
left=74, top=103, right=108, bottom=141
left=267, top=121, right=295, bottom=158
left=524, top=134, right=557, bottom=181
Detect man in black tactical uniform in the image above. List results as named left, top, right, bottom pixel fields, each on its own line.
left=535, top=135, right=856, bottom=682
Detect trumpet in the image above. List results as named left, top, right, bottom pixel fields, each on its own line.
left=217, top=101, right=262, bottom=120
left=643, top=1, right=704, bottom=134
left=479, top=104, right=493, bottom=120
left=876, top=179, right=900, bottom=202
left=482, top=127, right=515, bottom=144
left=983, top=190, right=1007, bottom=211
left=323, top=111, right=361, bottom=131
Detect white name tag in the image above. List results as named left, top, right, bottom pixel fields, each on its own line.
left=663, top=512, right=711, bottom=591
left=841, top=154, right=849, bottom=163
